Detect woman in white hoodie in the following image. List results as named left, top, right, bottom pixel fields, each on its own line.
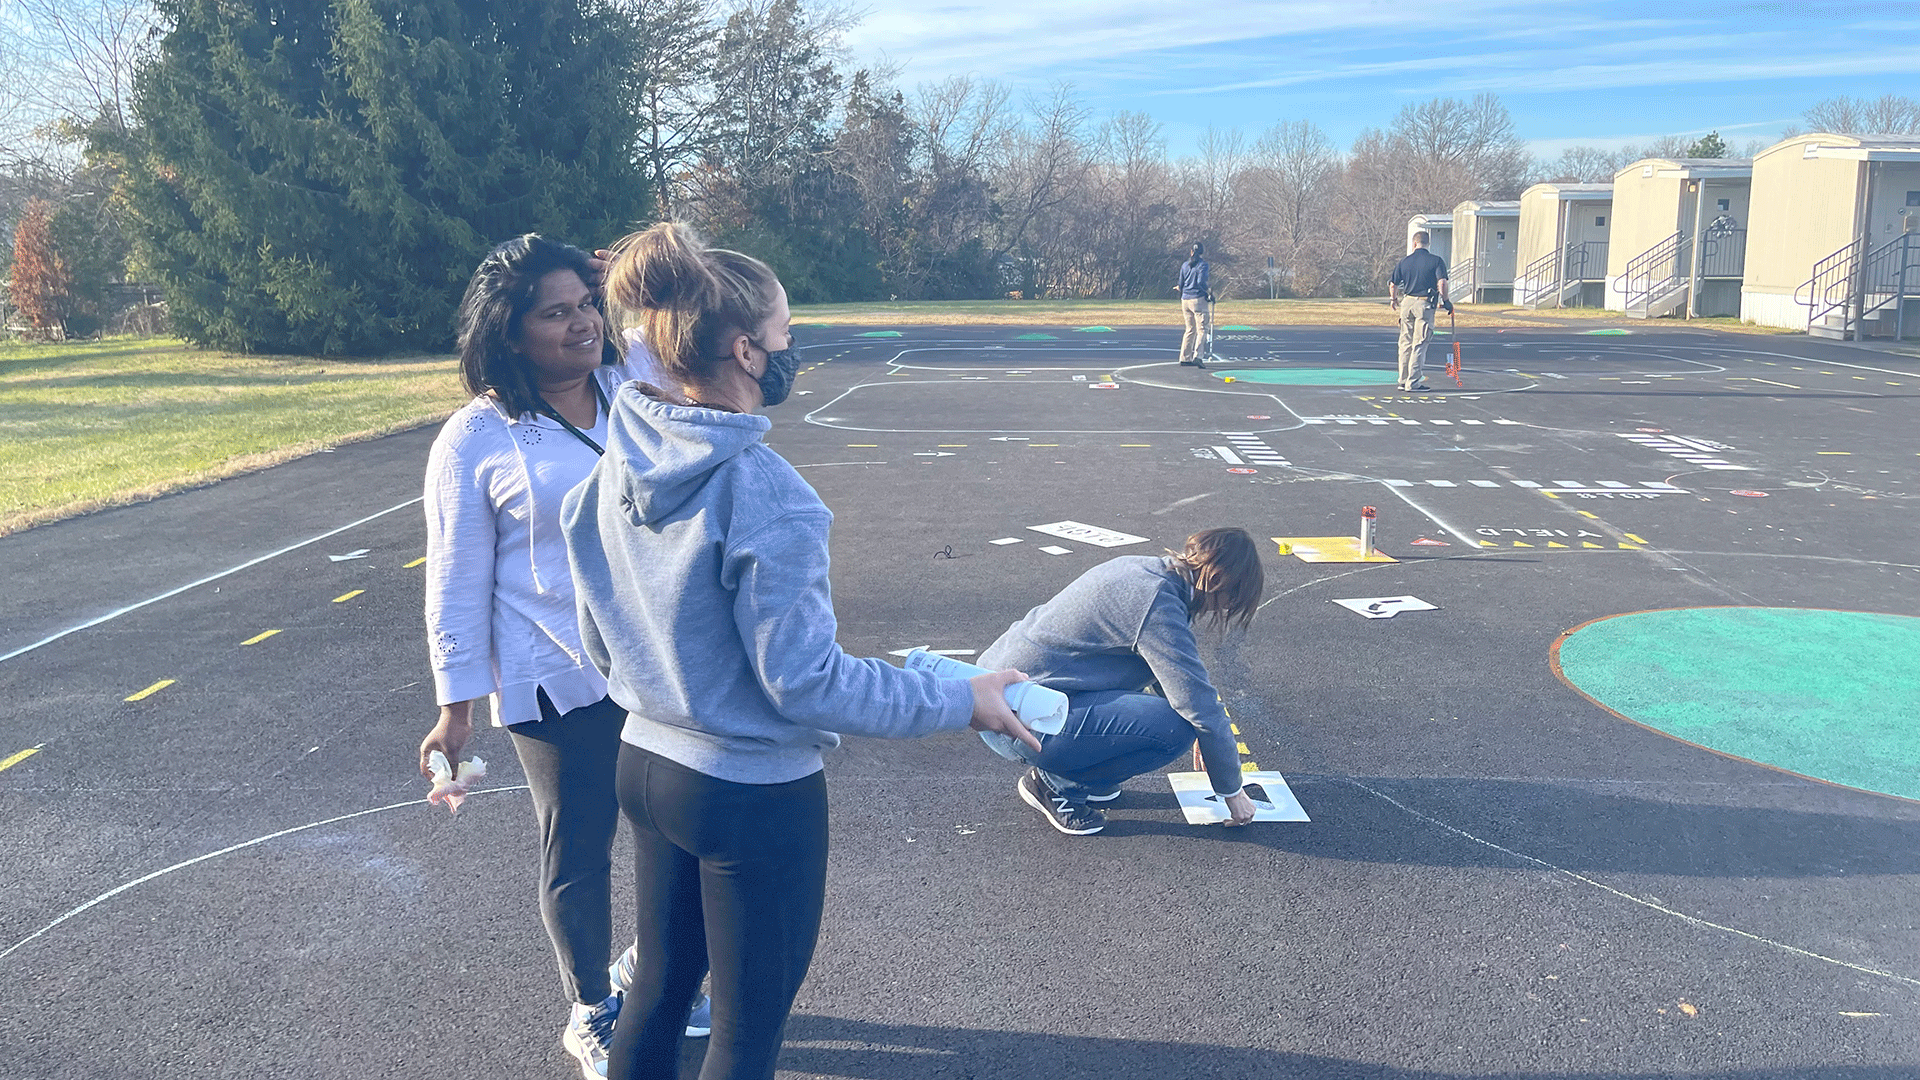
left=416, top=235, right=706, bottom=1080
left=563, top=222, right=1040, bottom=1080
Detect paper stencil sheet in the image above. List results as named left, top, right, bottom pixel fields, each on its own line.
left=1168, top=771, right=1310, bottom=825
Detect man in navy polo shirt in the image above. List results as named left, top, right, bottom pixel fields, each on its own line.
left=1388, top=232, right=1451, bottom=392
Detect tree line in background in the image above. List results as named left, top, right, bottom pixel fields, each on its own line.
left=3, top=0, right=1919, bottom=354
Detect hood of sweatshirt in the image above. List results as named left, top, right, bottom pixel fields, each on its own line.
left=605, top=384, right=772, bottom=526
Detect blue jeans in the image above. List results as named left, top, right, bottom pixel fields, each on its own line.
left=1002, top=689, right=1196, bottom=799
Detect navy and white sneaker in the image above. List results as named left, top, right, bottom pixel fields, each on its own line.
left=609, top=944, right=713, bottom=1038
left=562, top=995, right=619, bottom=1079
left=1017, top=768, right=1105, bottom=835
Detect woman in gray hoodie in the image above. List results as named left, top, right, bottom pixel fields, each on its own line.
left=560, top=222, right=1039, bottom=1080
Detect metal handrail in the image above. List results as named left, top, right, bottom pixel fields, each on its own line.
left=1619, top=232, right=1686, bottom=314
left=1861, top=232, right=1920, bottom=340
left=1516, top=248, right=1562, bottom=306
left=1797, top=237, right=1862, bottom=332
left=1698, top=227, right=1746, bottom=278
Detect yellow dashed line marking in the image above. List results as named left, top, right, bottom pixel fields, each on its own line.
left=1512, top=541, right=1534, bottom=547
left=1576, top=511, right=1599, bottom=519
left=1619, top=542, right=1642, bottom=550
left=1, top=745, right=43, bottom=772
left=938, top=444, right=968, bottom=448
left=404, top=557, right=426, bottom=568
left=1241, top=761, right=1261, bottom=773
left=847, top=444, right=878, bottom=448
left=1547, top=541, right=1567, bottom=548
left=125, top=679, right=176, bottom=702
left=1624, top=533, right=1647, bottom=544
left=1582, top=541, right=1603, bottom=549
left=1029, top=443, right=1059, bottom=447
left=241, top=629, right=283, bottom=646
left=1121, top=444, right=1151, bottom=447
left=1236, top=742, right=1251, bottom=755
left=1817, top=451, right=1851, bottom=455
left=332, top=590, right=364, bottom=603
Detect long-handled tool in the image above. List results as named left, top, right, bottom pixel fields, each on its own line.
left=1445, top=306, right=1464, bottom=388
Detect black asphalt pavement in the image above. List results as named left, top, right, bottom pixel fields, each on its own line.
left=2, top=322, right=1917, bottom=1079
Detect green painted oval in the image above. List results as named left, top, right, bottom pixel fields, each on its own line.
left=1557, top=608, right=1920, bottom=801
left=1210, top=368, right=1397, bottom=385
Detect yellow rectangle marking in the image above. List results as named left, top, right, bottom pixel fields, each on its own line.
left=404, top=557, right=426, bottom=568
left=847, top=444, right=878, bottom=447
left=1120, top=444, right=1151, bottom=447
left=1816, top=451, right=1851, bottom=455
left=1, top=746, right=42, bottom=772
left=125, top=679, right=176, bottom=702
left=332, top=590, right=364, bottom=603
left=241, top=629, right=283, bottom=646
left=1624, top=533, right=1647, bottom=544
left=938, top=444, right=967, bottom=448
left=1577, top=511, right=1599, bottom=519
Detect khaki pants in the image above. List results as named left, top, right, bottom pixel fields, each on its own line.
left=1179, top=297, right=1211, bottom=363
left=1397, top=299, right=1435, bottom=388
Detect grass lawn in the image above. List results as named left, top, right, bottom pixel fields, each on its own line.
left=0, top=337, right=465, bottom=535
left=791, top=296, right=1800, bottom=335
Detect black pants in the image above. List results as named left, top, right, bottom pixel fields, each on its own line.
left=607, top=744, right=828, bottom=1080
left=506, top=691, right=625, bottom=1006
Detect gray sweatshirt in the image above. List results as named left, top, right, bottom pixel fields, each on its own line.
left=560, top=385, right=974, bottom=784
left=979, top=555, right=1243, bottom=795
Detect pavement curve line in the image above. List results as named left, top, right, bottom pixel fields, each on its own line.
left=0, top=497, right=424, bottom=667
left=0, top=786, right=531, bottom=964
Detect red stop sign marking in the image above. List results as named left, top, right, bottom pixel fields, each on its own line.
left=1637, top=427, right=1665, bottom=433
left=1226, top=467, right=1258, bottom=474
left=1246, top=415, right=1271, bottom=420
left=1730, top=489, right=1769, bottom=498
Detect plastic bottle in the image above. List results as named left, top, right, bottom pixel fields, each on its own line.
left=901, top=648, right=1068, bottom=735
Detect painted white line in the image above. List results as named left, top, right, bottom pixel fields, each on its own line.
left=0, top=786, right=531, bottom=963
left=1343, top=778, right=1920, bottom=989
left=1424, top=480, right=1457, bottom=487
left=0, top=497, right=425, bottom=667
left=989, top=537, right=1023, bottom=545
left=1469, top=480, right=1500, bottom=488
left=1212, top=446, right=1245, bottom=465
left=1382, top=479, right=1414, bottom=487
left=1511, top=481, right=1542, bottom=488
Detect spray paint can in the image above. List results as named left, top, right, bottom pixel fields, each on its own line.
left=1360, top=505, right=1377, bottom=556
left=902, top=648, right=1069, bottom=735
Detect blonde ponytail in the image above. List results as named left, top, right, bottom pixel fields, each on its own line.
left=603, top=222, right=781, bottom=385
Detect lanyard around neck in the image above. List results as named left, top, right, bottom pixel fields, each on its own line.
left=539, top=377, right=609, bottom=456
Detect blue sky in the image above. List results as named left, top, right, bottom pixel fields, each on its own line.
left=844, top=1, right=1920, bottom=157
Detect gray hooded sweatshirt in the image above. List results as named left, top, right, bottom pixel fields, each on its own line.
left=560, top=385, right=974, bottom=785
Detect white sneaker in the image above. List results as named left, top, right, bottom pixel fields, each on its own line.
left=562, top=995, right=619, bottom=1079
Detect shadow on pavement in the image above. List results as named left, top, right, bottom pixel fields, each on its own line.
left=1100, top=775, right=1920, bottom=879
left=670, top=1015, right=1913, bottom=1079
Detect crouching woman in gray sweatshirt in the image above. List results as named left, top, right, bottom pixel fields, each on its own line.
left=978, top=528, right=1265, bottom=835
left=561, top=222, right=1040, bottom=1080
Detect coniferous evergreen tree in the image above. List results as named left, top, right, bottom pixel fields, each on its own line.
left=111, top=0, right=649, bottom=354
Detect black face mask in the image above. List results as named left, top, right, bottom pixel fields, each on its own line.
left=756, top=343, right=799, bottom=407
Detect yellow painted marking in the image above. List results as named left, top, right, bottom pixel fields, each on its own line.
left=1816, top=451, right=1851, bottom=455
left=1624, top=533, right=1647, bottom=544
left=1890, top=382, right=1902, bottom=386
left=1576, top=511, right=1599, bottom=519
left=938, top=444, right=967, bottom=448
left=404, top=557, right=426, bottom=568
left=1029, top=444, right=1059, bottom=447
left=1120, top=443, right=1151, bottom=447
left=1229, top=723, right=1240, bottom=735
left=1480, top=540, right=1498, bottom=548
left=1357, top=396, right=1374, bottom=401
left=1619, top=542, right=1642, bottom=550
left=241, top=629, right=283, bottom=646
left=1272, top=536, right=1394, bottom=563
left=332, top=589, right=364, bottom=603
left=1542, top=491, right=1560, bottom=499
left=1820, top=371, right=1834, bottom=374
left=1512, top=541, right=1533, bottom=547
left=1547, top=541, right=1568, bottom=548
left=1236, top=742, right=1251, bottom=755
left=0, top=746, right=43, bottom=772
left=1853, top=376, right=1867, bottom=380
left=1839, top=1012, right=1883, bottom=1018
left=1582, top=541, right=1603, bottom=549
left=1241, top=761, right=1261, bottom=773
left=847, top=444, right=878, bottom=447
left=125, top=679, right=176, bottom=702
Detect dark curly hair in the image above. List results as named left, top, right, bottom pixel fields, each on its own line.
left=455, top=234, right=616, bottom=418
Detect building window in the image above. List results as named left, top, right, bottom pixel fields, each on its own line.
left=1595, top=216, right=1606, bottom=226
left=1496, top=231, right=1506, bottom=240
left=1907, top=191, right=1920, bottom=207
left=1717, top=199, right=1730, bottom=211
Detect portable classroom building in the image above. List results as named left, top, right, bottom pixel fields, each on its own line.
left=1604, top=159, right=1752, bottom=318
left=1450, top=201, right=1520, bottom=303
left=1406, top=214, right=1453, bottom=263
left=1742, top=132, right=1920, bottom=339
left=1516, top=183, right=1612, bottom=307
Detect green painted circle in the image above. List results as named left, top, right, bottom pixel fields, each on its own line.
left=1210, top=368, right=1397, bottom=385
left=1557, top=608, right=1920, bottom=801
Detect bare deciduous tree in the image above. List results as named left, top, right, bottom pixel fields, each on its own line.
left=1799, top=94, right=1920, bottom=136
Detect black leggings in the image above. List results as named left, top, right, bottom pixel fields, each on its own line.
left=607, top=744, right=828, bottom=1080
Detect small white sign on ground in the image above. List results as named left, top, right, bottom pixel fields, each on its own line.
left=1330, top=595, right=1438, bottom=620
left=989, top=537, right=1024, bottom=545
left=1168, top=771, right=1310, bottom=824
left=1028, top=521, right=1150, bottom=548
left=1039, top=545, right=1073, bottom=555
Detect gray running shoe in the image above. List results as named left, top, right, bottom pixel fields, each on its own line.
left=609, top=944, right=712, bottom=1038
left=1017, top=768, right=1105, bottom=835
left=563, top=995, right=619, bottom=1080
